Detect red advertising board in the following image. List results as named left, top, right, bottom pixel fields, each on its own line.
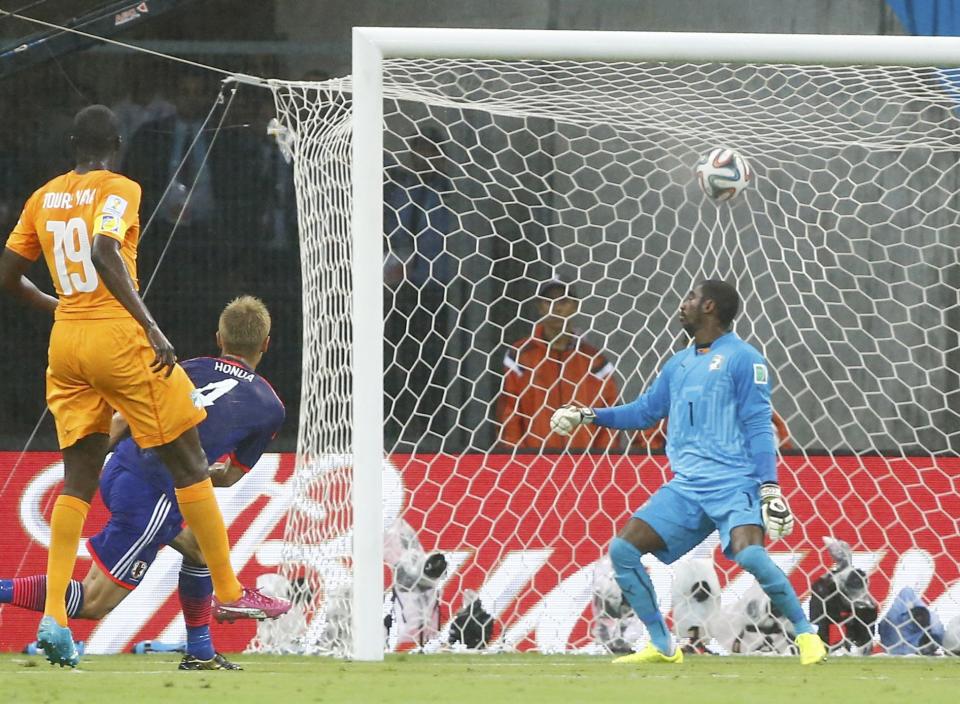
left=0, top=451, right=958, bottom=653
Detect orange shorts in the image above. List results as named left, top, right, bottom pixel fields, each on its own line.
left=46, top=318, right=206, bottom=449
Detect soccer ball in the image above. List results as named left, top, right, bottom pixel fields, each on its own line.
left=695, top=148, right=752, bottom=201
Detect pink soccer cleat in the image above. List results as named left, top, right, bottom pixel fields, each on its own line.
left=213, top=588, right=291, bottom=623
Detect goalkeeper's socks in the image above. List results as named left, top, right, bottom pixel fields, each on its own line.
left=734, top=545, right=815, bottom=634
left=44, top=495, right=90, bottom=626
left=1, top=576, right=84, bottom=617
left=179, top=563, right=215, bottom=661
left=609, top=537, right=674, bottom=654
left=174, top=479, right=243, bottom=603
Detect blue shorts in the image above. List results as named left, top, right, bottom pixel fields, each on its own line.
left=633, top=478, right=762, bottom=564
left=87, top=459, right=184, bottom=589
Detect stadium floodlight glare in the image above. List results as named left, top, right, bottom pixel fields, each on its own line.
left=253, top=28, right=960, bottom=661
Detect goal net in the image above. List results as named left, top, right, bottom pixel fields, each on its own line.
left=251, top=30, right=960, bottom=658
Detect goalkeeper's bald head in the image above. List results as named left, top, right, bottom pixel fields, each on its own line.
left=217, top=295, right=271, bottom=365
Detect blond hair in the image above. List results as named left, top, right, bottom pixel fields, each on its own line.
left=218, top=295, right=271, bottom=357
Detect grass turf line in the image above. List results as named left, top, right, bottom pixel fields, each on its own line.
left=1, top=653, right=959, bottom=704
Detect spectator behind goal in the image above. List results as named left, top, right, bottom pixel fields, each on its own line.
left=496, top=280, right=619, bottom=451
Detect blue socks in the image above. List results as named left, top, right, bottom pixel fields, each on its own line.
left=609, top=537, right=673, bottom=654
left=734, top=544, right=814, bottom=634
left=1, top=576, right=84, bottom=617
left=608, top=539, right=814, bottom=654
left=178, top=563, right=215, bottom=661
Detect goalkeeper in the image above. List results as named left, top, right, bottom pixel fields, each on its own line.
left=551, top=280, right=826, bottom=666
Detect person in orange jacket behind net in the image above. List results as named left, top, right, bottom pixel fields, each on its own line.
left=496, top=279, right=619, bottom=451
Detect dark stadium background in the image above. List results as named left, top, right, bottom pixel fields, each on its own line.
left=0, top=1, right=915, bottom=451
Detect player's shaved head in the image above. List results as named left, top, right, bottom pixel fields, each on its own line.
left=218, top=296, right=271, bottom=357
left=71, top=105, right=121, bottom=158
left=698, top=279, right=740, bottom=328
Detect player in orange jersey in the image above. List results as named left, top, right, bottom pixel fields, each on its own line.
left=0, top=105, right=289, bottom=667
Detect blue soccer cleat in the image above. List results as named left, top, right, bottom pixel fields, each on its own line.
left=37, top=616, right=80, bottom=668
left=23, top=639, right=84, bottom=657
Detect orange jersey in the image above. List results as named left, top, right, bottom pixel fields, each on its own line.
left=5, top=169, right=141, bottom=321
left=497, top=325, right=620, bottom=451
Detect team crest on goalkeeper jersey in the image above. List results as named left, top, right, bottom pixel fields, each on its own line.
left=754, top=364, right=768, bottom=384
left=709, top=354, right=724, bottom=371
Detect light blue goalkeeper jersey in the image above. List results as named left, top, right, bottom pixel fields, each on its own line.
left=594, top=331, right=776, bottom=490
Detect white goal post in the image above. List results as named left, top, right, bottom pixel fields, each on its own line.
left=256, top=28, right=960, bottom=661
left=348, top=28, right=960, bottom=661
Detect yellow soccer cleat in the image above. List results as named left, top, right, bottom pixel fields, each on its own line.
left=612, top=642, right=684, bottom=665
left=796, top=632, right=828, bottom=665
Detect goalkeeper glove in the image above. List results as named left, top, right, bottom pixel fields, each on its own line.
left=550, top=404, right=596, bottom=437
left=760, top=483, right=794, bottom=540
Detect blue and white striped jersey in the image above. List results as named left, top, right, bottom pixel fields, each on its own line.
left=594, top=332, right=776, bottom=489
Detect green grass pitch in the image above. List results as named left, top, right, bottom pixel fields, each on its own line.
left=2, top=653, right=959, bottom=704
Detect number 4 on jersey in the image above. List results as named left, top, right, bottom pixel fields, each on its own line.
left=192, top=379, right=240, bottom=408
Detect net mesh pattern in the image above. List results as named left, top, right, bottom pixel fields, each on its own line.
left=249, top=59, right=960, bottom=656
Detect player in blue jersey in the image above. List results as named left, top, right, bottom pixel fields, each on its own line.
left=0, top=296, right=289, bottom=670
left=550, top=280, right=827, bottom=666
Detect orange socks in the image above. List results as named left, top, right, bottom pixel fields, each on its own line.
left=174, top=478, right=242, bottom=603
left=44, top=495, right=90, bottom=626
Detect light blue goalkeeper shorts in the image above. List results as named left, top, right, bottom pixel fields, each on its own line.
left=632, top=478, right=763, bottom=564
